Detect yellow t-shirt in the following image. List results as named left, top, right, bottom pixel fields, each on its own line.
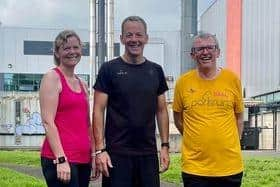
left=173, top=69, right=244, bottom=176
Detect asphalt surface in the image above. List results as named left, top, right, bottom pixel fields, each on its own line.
left=242, top=150, right=280, bottom=157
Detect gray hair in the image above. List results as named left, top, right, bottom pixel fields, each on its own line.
left=191, top=31, right=220, bottom=50
left=121, top=16, right=147, bottom=34
left=53, top=30, right=82, bottom=66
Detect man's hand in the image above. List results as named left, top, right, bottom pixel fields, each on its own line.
left=159, top=147, right=170, bottom=173
left=90, top=157, right=100, bottom=180
left=95, top=151, right=113, bottom=177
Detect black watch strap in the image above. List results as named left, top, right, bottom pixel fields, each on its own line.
left=53, top=156, right=67, bottom=164
left=161, top=142, right=170, bottom=149
left=94, top=148, right=106, bottom=156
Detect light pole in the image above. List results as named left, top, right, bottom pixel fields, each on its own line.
left=107, top=0, right=114, bottom=61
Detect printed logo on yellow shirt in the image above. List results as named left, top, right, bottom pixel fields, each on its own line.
left=213, top=90, right=229, bottom=97
left=186, top=90, right=232, bottom=110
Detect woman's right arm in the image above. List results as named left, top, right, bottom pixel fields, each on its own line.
left=39, top=70, right=71, bottom=182
left=40, top=70, right=65, bottom=158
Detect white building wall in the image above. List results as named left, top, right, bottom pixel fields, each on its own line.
left=1, top=27, right=181, bottom=82
left=0, top=27, right=181, bottom=148
left=0, top=27, right=181, bottom=150
left=0, top=27, right=91, bottom=75
left=200, top=0, right=280, bottom=97
left=200, top=0, right=226, bottom=68
left=242, top=0, right=280, bottom=97
left=0, top=28, right=4, bottom=70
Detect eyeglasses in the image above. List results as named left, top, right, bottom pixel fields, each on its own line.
left=191, top=45, right=217, bottom=53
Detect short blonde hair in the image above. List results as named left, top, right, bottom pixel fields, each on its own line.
left=53, top=30, right=81, bottom=66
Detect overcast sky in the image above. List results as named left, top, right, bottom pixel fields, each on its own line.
left=0, top=0, right=213, bottom=30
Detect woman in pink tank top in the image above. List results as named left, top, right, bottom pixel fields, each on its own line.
left=39, top=30, right=98, bottom=187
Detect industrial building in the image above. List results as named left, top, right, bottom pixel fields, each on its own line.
left=0, top=26, right=183, bottom=149
left=1, top=0, right=280, bottom=151
left=0, top=0, right=199, bottom=151
left=0, top=27, right=182, bottom=93
left=200, top=0, right=280, bottom=150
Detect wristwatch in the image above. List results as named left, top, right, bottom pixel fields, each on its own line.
left=161, top=142, right=170, bottom=149
left=53, top=156, right=67, bottom=164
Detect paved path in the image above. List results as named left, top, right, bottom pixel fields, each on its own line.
left=0, top=163, right=181, bottom=187
left=242, top=150, right=280, bottom=157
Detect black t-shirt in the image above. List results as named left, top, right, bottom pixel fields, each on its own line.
left=94, top=57, right=168, bottom=155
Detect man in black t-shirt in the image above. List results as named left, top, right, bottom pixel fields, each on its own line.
left=92, top=16, right=170, bottom=187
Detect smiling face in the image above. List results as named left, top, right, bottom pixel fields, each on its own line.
left=191, top=36, right=220, bottom=70
left=55, top=36, right=82, bottom=68
left=120, top=20, right=148, bottom=59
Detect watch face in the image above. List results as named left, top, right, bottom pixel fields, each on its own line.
left=58, top=156, right=66, bottom=164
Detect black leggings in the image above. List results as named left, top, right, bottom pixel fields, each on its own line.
left=41, top=157, right=91, bottom=187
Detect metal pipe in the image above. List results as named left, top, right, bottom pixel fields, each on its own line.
left=89, top=0, right=96, bottom=96
left=97, top=0, right=106, bottom=70
left=107, top=0, right=114, bottom=60
left=180, top=0, right=197, bottom=73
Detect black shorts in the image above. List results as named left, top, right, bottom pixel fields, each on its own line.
left=182, top=172, right=243, bottom=187
left=102, top=153, right=160, bottom=187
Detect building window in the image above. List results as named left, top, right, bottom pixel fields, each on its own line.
left=260, top=96, right=267, bottom=103
left=0, top=73, right=90, bottom=92
left=267, top=94, right=274, bottom=103
left=1, top=73, right=42, bottom=92
left=24, top=41, right=53, bottom=55
left=77, top=74, right=90, bottom=87
left=274, top=92, right=280, bottom=102
left=23, top=41, right=120, bottom=57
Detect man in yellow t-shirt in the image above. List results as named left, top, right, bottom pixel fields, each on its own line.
left=173, top=32, right=244, bottom=187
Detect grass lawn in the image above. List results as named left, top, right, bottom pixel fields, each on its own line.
left=0, top=150, right=41, bottom=166
left=242, top=156, right=280, bottom=187
left=0, top=167, right=45, bottom=187
left=0, top=150, right=280, bottom=186
left=161, top=154, right=280, bottom=187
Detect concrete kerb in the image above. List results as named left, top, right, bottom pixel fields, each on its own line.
left=0, top=163, right=182, bottom=187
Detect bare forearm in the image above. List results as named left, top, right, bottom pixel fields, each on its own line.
left=237, top=122, right=244, bottom=140
left=92, top=91, right=108, bottom=150
left=235, top=113, right=244, bottom=139
left=156, top=95, right=169, bottom=143
left=44, top=122, right=65, bottom=157
left=173, top=111, right=183, bottom=135
left=157, top=109, right=169, bottom=143
left=93, top=110, right=105, bottom=150
left=89, top=126, right=96, bottom=153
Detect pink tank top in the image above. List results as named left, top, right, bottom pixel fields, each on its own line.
left=41, top=68, right=91, bottom=163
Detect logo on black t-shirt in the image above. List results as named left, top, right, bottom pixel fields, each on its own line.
left=117, top=69, right=128, bottom=75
